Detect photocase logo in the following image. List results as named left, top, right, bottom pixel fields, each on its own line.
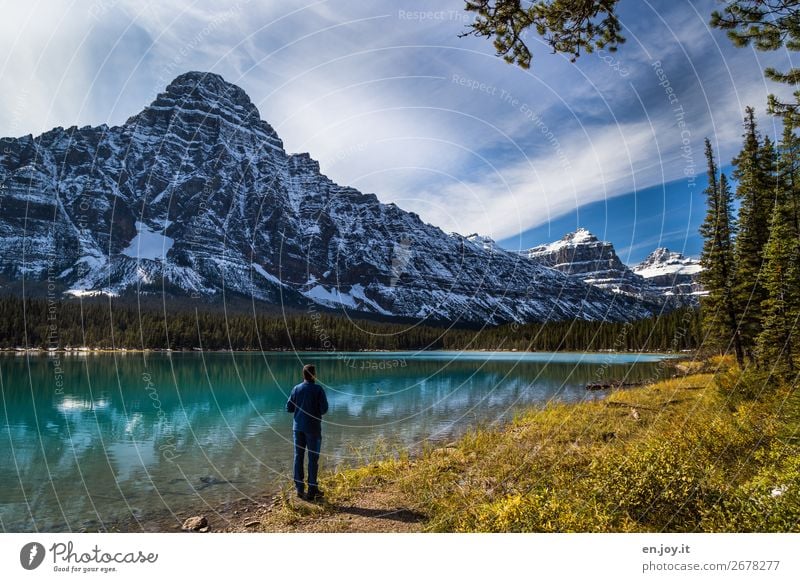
left=20, top=542, right=46, bottom=570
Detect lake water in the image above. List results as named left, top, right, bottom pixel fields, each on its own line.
left=0, top=350, right=670, bottom=532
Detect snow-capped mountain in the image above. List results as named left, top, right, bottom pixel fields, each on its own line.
left=521, top=229, right=704, bottom=305
left=0, top=71, right=653, bottom=324
left=633, top=248, right=704, bottom=299
left=521, top=228, right=652, bottom=298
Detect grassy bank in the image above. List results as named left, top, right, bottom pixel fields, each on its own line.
left=238, top=357, right=799, bottom=532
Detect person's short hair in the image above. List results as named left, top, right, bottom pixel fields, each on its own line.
left=302, top=364, right=316, bottom=382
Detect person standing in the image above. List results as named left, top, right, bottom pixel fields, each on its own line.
left=286, top=364, right=328, bottom=500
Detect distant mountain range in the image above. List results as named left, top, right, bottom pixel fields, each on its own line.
left=520, top=228, right=703, bottom=306
left=0, top=71, right=699, bottom=324
left=632, top=246, right=704, bottom=299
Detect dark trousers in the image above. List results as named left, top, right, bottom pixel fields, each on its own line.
left=293, top=430, right=321, bottom=492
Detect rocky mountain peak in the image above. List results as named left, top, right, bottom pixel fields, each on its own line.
left=289, top=152, right=321, bottom=173
left=125, top=71, right=282, bottom=147
left=0, top=72, right=657, bottom=324
left=633, top=248, right=704, bottom=301
left=522, top=228, right=647, bottom=298
left=650, top=246, right=674, bottom=259
left=161, top=71, right=254, bottom=112
left=524, top=228, right=617, bottom=263
left=167, top=71, right=236, bottom=93
left=635, top=247, right=692, bottom=270
left=563, top=227, right=597, bottom=244
left=634, top=247, right=702, bottom=279
left=465, top=233, right=498, bottom=251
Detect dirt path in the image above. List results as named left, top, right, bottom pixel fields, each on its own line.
left=203, top=485, right=426, bottom=533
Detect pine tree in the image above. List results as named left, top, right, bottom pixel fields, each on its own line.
left=699, top=139, right=743, bottom=366
left=757, top=204, right=800, bottom=376
left=732, top=107, right=775, bottom=361
left=780, top=116, right=800, bottom=236
left=756, top=119, right=800, bottom=376
left=711, top=1, right=800, bottom=118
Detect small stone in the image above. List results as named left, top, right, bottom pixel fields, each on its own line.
left=181, top=515, right=208, bottom=531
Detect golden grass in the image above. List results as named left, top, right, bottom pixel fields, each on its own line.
left=260, top=359, right=799, bottom=532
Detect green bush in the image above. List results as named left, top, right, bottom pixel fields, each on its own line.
left=590, top=438, right=721, bottom=531
left=469, top=488, right=615, bottom=532
left=716, top=366, right=774, bottom=404
left=702, top=444, right=800, bottom=532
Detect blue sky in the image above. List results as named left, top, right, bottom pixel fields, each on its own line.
left=508, top=161, right=734, bottom=263
left=0, top=0, right=791, bottom=263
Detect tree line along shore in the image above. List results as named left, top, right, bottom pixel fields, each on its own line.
left=0, top=294, right=701, bottom=353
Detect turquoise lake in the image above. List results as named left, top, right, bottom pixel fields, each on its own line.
left=0, top=351, right=671, bottom=532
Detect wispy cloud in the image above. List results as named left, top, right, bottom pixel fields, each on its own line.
left=0, top=0, right=790, bottom=243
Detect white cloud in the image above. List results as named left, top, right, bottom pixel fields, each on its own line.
left=403, top=119, right=658, bottom=239
left=0, top=2, right=96, bottom=136
left=0, top=0, right=792, bottom=244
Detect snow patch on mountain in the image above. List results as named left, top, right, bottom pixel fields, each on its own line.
left=465, top=233, right=499, bottom=252
left=633, top=248, right=702, bottom=278
left=528, top=227, right=595, bottom=256
left=303, top=285, right=358, bottom=308
left=121, top=222, right=174, bottom=261
left=633, top=248, right=704, bottom=301
left=635, top=262, right=703, bottom=278
left=65, top=289, right=118, bottom=298
left=251, top=263, right=284, bottom=287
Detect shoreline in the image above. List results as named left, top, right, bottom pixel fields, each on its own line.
left=1, top=351, right=696, bottom=533
left=174, top=358, right=797, bottom=533
left=0, top=347, right=692, bottom=355
left=149, top=361, right=718, bottom=534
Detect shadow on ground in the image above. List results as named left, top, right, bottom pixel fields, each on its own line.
left=326, top=504, right=425, bottom=524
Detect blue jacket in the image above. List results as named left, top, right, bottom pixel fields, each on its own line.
left=286, top=381, right=328, bottom=435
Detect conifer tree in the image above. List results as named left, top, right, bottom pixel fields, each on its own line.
left=779, top=116, right=800, bottom=236
left=711, top=1, right=800, bottom=118
left=756, top=119, right=800, bottom=376
left=699, top=139, right=743, bottom=366
left=732, top=107, right=775, bottom=361
left=757, top=203, right=800, bottom=376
